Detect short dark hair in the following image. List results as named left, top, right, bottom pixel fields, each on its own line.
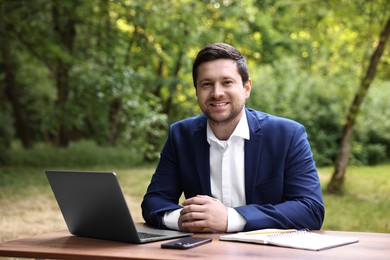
left=192, top=43, right=249, bottom=88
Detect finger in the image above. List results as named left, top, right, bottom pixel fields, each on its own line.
left=180, top=204, right=205, bottom=215
left=181, top=219, right=207, bottom=229
left=179, top=225, right=208, bottom=233
left=179, top=216, right=208, bottom=233
left=182, top=196, right=212, bottom=206
left=182, top=197, right=201, bottom=206
left=180, top=211, right=207, bottom=222
left=180, top=219, right=216, bottom=233
left=196, top=195, right=213, bottom=199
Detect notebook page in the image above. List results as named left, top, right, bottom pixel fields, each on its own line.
left=267, top=231, right=359, bottom=251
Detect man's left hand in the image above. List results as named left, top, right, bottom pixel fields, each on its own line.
left=178, top=195, right=228, bottom=232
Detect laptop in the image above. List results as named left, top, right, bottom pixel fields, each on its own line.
left=45, top=170, right=191, bottom=243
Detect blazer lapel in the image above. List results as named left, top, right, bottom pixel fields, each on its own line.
left=244, top=109, right=264, bottom=203
left=193, top=120, right=212, bottom=195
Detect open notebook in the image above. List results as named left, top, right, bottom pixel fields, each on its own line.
left=220, top=229, right=359, bottom=251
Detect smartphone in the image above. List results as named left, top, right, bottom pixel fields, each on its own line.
left=161, top=237, right=212, bottom=249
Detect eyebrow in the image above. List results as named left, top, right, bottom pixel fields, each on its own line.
left=198, top=76, right=236, bottom=83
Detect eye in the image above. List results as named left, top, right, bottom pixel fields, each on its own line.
left=201, top=82, right=213, bottom=88
left=223, top=80, right=233, bottom=86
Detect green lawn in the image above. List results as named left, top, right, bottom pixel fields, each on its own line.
left=319, top=165, right=390, bottom=233
left=1, top=164, right=389, bottom=243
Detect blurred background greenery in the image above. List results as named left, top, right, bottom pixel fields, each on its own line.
left=1, top=0, right=389, bottom=167
left=0, top=0, right=389, bottom=243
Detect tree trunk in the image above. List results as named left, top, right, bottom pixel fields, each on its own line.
left=327, top=16, right=390, bottom=193
left=164, top=48, right=184, bottom=117
left=54, top=63, right=71, bottom=147
left=0, top=24, right=33, bottom=149
left=52, top=1, right=76, bottom=147
left=108, top=98, right=123, bottom=146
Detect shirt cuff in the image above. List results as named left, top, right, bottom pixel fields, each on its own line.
left=163, top=209, right=181, bottom=230
left=227, top=207, right=246, bottom=232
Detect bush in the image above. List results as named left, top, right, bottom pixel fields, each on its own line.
left=7, top=140, right=149, bottom=168
left=352, top=82, right=390, bottom=165
left=366, top=144, right=387, bottom=165
left=354, top=143, right=387, bottom=166
left=247, top=57, right=344, bottom=166
left=247, top=57, right=390, bottom=167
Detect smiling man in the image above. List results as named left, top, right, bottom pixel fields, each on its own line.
left=141, top=43, right=324, bottom=233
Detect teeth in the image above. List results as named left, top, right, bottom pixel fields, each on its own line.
left=212, top=103, right=227, bottom=106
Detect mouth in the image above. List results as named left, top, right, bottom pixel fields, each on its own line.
left=210, top=102, right=228, bottom=107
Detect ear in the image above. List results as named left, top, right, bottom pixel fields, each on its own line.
left=244, top=79, right=252, bottom=99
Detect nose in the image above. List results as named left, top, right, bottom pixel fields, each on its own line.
left=211, top=84, right=224, bottom=98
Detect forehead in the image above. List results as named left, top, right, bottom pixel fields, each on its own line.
left=197, top=59, right=240, bottom=81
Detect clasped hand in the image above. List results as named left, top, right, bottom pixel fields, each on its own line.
left=178, top=195, right=228, bottom=232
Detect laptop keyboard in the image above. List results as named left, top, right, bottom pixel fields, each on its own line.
left=138, top=232, right=165, bottom=239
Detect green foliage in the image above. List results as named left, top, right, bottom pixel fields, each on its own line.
left=351, top=82, right=390, bottom=165
left=364, top=144, right=387, bottom=166
left=248, top=55, right=390, bottom=166
left=248, top=57, right=344, bottom=166
left=7, top=140, right=147, bottom=168
left=0, top=0, right=389, bottom=165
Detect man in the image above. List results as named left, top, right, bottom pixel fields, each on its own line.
left=141, top=43, right=324, bottom=233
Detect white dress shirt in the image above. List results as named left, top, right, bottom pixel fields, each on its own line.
left=163, top=111, right=249, bottom=232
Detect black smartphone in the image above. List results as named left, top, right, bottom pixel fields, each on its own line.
left=161, top=237, right=212, bottom=249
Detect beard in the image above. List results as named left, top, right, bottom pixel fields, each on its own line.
left=205, top=102, right=245, bottom=127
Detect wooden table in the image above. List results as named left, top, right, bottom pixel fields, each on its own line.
left=0, top=230, right=389, bottom=259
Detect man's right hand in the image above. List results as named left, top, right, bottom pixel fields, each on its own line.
left=178, top=195, right=228, bottom=232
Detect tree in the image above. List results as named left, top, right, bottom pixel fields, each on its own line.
left=0, top=24, right=33, bottom=149
left=0, top=0, right=82, bottom=147
left=0, top=0, right=34, bottom=149
left=1, top=0, right=390, bottom=167
left=327, top=16, right=390, bottom=193
left=51, top=0, right=77, bottom=147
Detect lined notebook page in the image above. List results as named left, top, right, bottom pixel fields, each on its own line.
left=220, top=229, right=359, bottom=251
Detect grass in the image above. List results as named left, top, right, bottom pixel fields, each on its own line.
left=1, top=165, right=389, bottom=244
left=1, top=142, right=389, bottom=243
left=0, top=166, right=154, bottom=243
left=5, top=140, right=146, bottom=168
left=319, top=165, right=390, bottom=233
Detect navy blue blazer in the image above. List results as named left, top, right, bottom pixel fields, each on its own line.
left=141, top=108, right=325, bottom=231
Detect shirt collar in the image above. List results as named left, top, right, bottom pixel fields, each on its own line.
left=207, top=110, right=250, bottom=144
